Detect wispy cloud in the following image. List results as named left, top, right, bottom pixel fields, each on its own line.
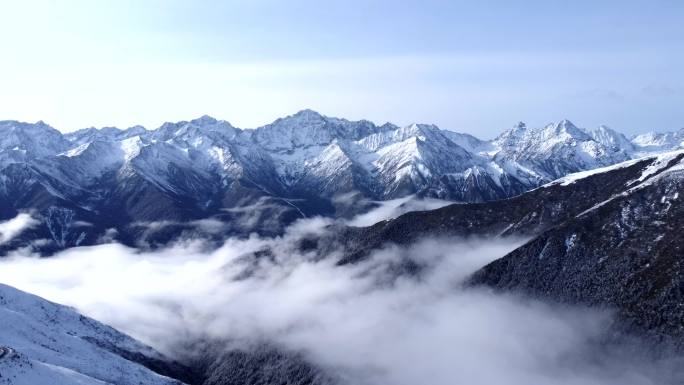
left=0, top=213, right=39, bottom=245
left=344, top=195, right=454, bottom=227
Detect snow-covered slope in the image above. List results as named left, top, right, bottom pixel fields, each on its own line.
left=584, top=125, right=635, bottom=153
left=492, top=119, right=633, bottom=181
left=631, top=128, right=684, bottom=155
left=0, top=110, right=682, bottom=253
left=0, top=283, right=185, bottom=385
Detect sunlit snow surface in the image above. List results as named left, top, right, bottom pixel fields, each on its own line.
left=0, top=284, right=180, bottom=385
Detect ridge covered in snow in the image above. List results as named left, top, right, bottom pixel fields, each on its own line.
left=0, top=110, right=682, bottom=252
left=0, top=283, right=184, bottom=385
left=3, top=110, right=676, bottom=200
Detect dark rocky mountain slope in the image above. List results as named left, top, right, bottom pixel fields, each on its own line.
left=469, top=153, right=684, bottom=351
left=335, top=150, right=684, bottom=351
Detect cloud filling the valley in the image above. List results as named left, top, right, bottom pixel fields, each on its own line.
left=0, top=211, right=679, bottom=385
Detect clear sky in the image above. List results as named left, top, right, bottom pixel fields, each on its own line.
left=0, top=0, right=682, bottom=138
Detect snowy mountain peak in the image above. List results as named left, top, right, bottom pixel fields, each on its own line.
left=292, top=108, right=324, bottom=120
left=379, top=122, right=400, bottom=131
left=124, top=124, right=147, bottom=136
left=546, top=119, right=589, bottom=139
left=0, top=120, right=61, bottom=136
left=403, top=123, right=440, bottom=138
left=514, top=121, right=527, bottom=130
left=407, top=122, right=439, bottom=132
left=65, top=125, right=149, bottom=146
left=494, top=121, right=529, bottom=144
left=0, top=120, right=70, bottom=156
left=154, top=117, right=238, bottom=142
left=585, top=125, right=634, bottom=152
left=357, top=123, right=448, bottom=153
left=253, top=110, right=382, bottom=151
left=269, top=109, right=329, bottom=128
left=190, top=114, right=219, bottom=125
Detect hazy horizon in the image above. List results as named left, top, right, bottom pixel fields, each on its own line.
left=1, top=0, right=682, bottom=137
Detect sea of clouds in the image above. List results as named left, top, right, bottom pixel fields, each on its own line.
left=0, top=200, right=680, bottom=384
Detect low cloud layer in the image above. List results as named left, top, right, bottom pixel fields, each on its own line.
left=0, top=213, right=38, bottom=245
left=0, top=214, right=679, bottom=384
left=344, top=195, right=454, bottom=227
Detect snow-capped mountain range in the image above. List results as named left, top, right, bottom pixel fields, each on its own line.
left=0, top=110, right=682, bottom=253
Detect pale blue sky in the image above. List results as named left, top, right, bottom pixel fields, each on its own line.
left=0, top=0, right=682, bottom=137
